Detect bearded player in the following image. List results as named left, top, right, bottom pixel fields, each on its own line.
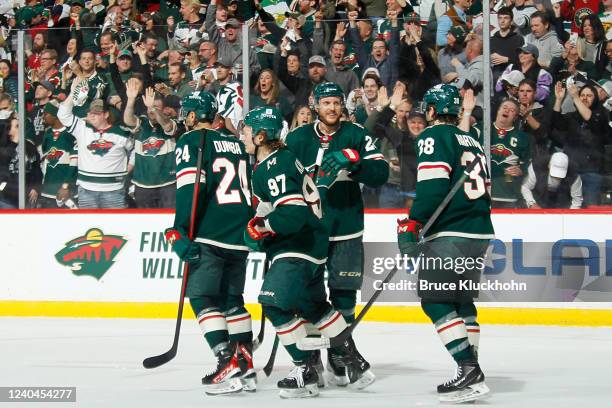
left=165, top=91, right=255, bottom=395
left=284, top=82, right=389, bottom=388
left=397, top=84, right=494, bottom=403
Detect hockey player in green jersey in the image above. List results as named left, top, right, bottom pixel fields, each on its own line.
left=165, top=91, right=255, bottom=395
left=240, top=106, right=373, bottom=398
left=284, top=82, right=387, bottom=387
left=397, top=84, right=494, bottom=403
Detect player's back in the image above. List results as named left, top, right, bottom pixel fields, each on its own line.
left=411, top=124, right=494, bottom=241
left=176, top=129, right=252, bottom=250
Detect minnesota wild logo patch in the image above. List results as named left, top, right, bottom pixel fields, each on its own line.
left=45, top=147, right=65, bottom=168
left=87, top=139, right=114, bottom=156
left=142, top=137, right=165, bottom=156
left=55, top=228, right=127, bottom=280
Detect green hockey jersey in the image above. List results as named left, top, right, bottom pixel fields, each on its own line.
left=131, top=116, right=177, bottom=188
left=41, top=127, right=77, bottom=199
left=473, top=124, right=530, bottom=204
left=410, top=123, right=495, bottom=241
left=251, top=148, right=328, bottom=264
left=173, top=128, right=252, bottom=251
left=285, top=121, right=389, bottom=241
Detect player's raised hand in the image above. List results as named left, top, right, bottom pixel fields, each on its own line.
left=462, top=89, right=476, bottom=113
left=321, top=148, right=360, bottom=176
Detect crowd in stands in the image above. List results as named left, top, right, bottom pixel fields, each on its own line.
left=0, top=0, right=610, bottom=209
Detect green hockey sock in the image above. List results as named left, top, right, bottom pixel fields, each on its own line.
left=421, top=301, right=475, bottom=363
left=329, top=288, right=356, bottom=323
left=224, top=294, right=252, bottom=344
left=457, top=302, right=480, bottom=349
left=190, top=297, right=229, bottom=355
left=263, top=304, right=311, bottom=364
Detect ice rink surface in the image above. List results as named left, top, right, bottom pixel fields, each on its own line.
left=2, top=317, right=611, bottom=407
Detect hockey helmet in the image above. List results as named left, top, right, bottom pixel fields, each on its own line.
left=244, top=106, right=284, bottom=141
left=180, top=91, right=217, bottom=122
left=423, top=84, right=462, bottom=116
left=313, top=82, right=345, bottom=105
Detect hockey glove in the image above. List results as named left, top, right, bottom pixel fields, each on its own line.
left=315, top=167, right=339, bottom=190
left=244, top=229, right=263, bottom=252
left=244, top=217, right=274, bottom=252
left=321, top=149, right=360, bottom=176
left=246, top=217, right=274, bottom=240
left=397, top=218, right=423, bottom=257
left=164, top=228, right=201, bottom=263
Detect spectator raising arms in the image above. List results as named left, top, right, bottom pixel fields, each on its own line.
left=496, top=44, right=553, bottom=101
left=58, top=75, right=133, bottom=209
left=552, top=81, right=610, bottom=206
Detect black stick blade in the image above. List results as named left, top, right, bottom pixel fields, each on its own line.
left=263, top=336, right=280, bottom=377
left=143, top=349, right=177, bottom=369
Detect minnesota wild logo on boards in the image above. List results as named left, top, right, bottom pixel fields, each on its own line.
left=55, top=228, right=127, bottom=280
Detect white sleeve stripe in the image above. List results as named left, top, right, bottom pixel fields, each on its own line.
left=417, top=167, right=451, bottom=182
left=272, top=194, right=306, bottom=208
left=176, top=167, right=197, bottom=177
left=418, top=161, right=452, bottom=172
left=363, top=153, right=385, bottom=160
left=176, top=170, right=205, bottom=189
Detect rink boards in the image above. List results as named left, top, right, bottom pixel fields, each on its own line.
left=1, top=209, right=611, bottom=325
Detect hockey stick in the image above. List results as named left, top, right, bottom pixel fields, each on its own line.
left=260, top=148, right=326, bottom=376
left=252, top=259, right=269, bottom=351
left=298, top=157, right=482, bottom=350
left=263, top=335, right=280, bottom=377
left=143, top=132, right=206, bottom=369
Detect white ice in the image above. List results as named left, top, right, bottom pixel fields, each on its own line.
left=2, top=317, right=611, bottom=407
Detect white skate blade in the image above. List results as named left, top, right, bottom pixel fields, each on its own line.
left=325, top=362, right=349, bottom=387
left=205, top=378, right=243, bottom=396
left=241, top=373, right=257, bottom=392
left=279, top=383, right=319, bottom=399
left=325, top=364, right=349, bottom=387
left=439, top=381, right=490, bottom=403
left=314, top=363, right=326, bottom=388
left=297, top=337, right=330, bottom=351
left=348, top=369, right=376, bottom=390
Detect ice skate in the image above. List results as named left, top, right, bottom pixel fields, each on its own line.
left=437, top=360, right=490, bottom=403
left=342, top=336, right=376, bottom=390
left=326, top=348, right=349, bottom=387
left=237, top=343, right=257, bottom=392
left=202, top=347, right=243, bottom=395
left=311, top=350, right=326, bottom=387
left=277, top=360, right=320, bottom=399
